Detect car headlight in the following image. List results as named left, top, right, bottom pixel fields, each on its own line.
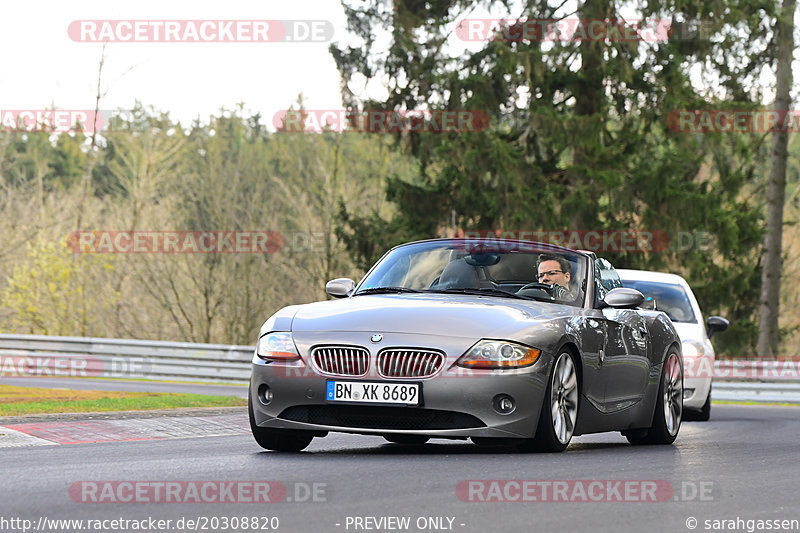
left=256, top=332, right=300, bottom=361
left=681, top=340, right=705, bottom=358
left=457, top=340, right=540, bottom=369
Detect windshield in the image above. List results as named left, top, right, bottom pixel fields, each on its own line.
left=356, top=240, right=588, bottom=307
left=620, top=279, right=697, bottom=323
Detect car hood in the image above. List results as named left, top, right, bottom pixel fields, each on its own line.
left=290, top=293, right=576, bottom=338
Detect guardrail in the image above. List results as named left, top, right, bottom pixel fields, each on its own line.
left=0, top=333, right=253, bottom=383
left=712, top=382, right=800, bottom=403
left=1, top=333, right=798, bottom=401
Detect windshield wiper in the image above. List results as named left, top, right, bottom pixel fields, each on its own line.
left=426, top=287, right=540, bottom=300
left=354, top=287, right=423, bottom=295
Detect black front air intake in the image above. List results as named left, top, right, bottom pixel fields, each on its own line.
left=278, top=405, right=486, bottom=430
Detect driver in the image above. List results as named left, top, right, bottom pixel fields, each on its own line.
left=536, top=253, right=578, bottom=301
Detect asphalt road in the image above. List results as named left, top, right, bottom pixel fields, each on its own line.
left=1, top=404, right=798, bottom=533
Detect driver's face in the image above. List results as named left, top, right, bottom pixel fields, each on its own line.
left=537, top=259, right=570, bottom=286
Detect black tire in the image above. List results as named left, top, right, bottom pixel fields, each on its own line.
left=248, top=396, right=314, bottom=452
left=518, top=350, right=579, bottom=453
left=626, top=350, right=682, bottom=445
left=383, top=435, right=430, bottom=445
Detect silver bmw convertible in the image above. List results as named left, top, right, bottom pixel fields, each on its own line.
left=249, top=238, right=683, bottom=452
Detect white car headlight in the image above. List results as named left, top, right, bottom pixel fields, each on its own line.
left=457, top=339, right=540, bottom=369
left=681, top=340, right=705, bottom=358
left=256, top=332, right=300, bottom=361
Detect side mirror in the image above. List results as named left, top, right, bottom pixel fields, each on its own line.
left=706, top=316, right=729, bottom=338
left=325, top=278, right=355, bottom=298
left=602, top=287, right=645, bottom=309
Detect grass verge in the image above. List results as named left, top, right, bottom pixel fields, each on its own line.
left=712, top=400, right=800, bottom=407
left=0, top=385, right=246, bottom=416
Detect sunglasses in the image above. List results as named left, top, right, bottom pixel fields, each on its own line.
left=537, top=269, right=564, bottom=280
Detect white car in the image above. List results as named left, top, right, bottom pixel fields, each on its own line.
left=618, top=269, right=729, bottom=421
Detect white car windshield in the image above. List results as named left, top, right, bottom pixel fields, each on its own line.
left=621, top=280, right=697, bottom=323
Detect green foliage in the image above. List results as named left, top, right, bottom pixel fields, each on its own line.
left=2, top=237, right=116, bottom=336
left=331, top=0, right=779, bottom=355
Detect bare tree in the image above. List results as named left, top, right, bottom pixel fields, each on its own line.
left=76, top=44, right=107, bottom=231
left=757, top=0, right=796, bottom=357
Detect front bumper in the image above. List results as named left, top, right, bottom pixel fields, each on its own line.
left=249, top=355, right=552, bottom=439
left=683, top=374, right=712, bottom=409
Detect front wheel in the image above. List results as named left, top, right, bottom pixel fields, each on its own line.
left=249, top=397, right=314, bottom=452
left=626, top=350, right=682, bottom=445
left=518, top=351, right=579, bottom=453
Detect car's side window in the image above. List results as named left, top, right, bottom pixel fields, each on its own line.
left=594, top=258, right=622, bottom=302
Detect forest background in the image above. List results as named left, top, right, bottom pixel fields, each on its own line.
left=1, top=0, right=799, bottom=357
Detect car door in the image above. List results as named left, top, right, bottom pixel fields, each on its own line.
left=594, top=259, right=650, bottom=412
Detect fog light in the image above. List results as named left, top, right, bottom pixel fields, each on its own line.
left=683, top=388, right=694, bottom=400
left=493, top=394, right=516, bottom=414
left=258, top=384, right=273, bottom=405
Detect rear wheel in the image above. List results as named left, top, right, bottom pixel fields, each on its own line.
left=383, top=435, right=430, bottom=445
left=626, top=350, right=682, bottom=445
left=249, top=396, right=314, bottom=452
left=518, top=350, right=579, bottom=453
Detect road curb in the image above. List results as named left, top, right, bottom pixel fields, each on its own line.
left=0, top=406, right=247, bottom=425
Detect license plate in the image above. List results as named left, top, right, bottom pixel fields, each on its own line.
left=326, top=381, right=420, bottom=406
